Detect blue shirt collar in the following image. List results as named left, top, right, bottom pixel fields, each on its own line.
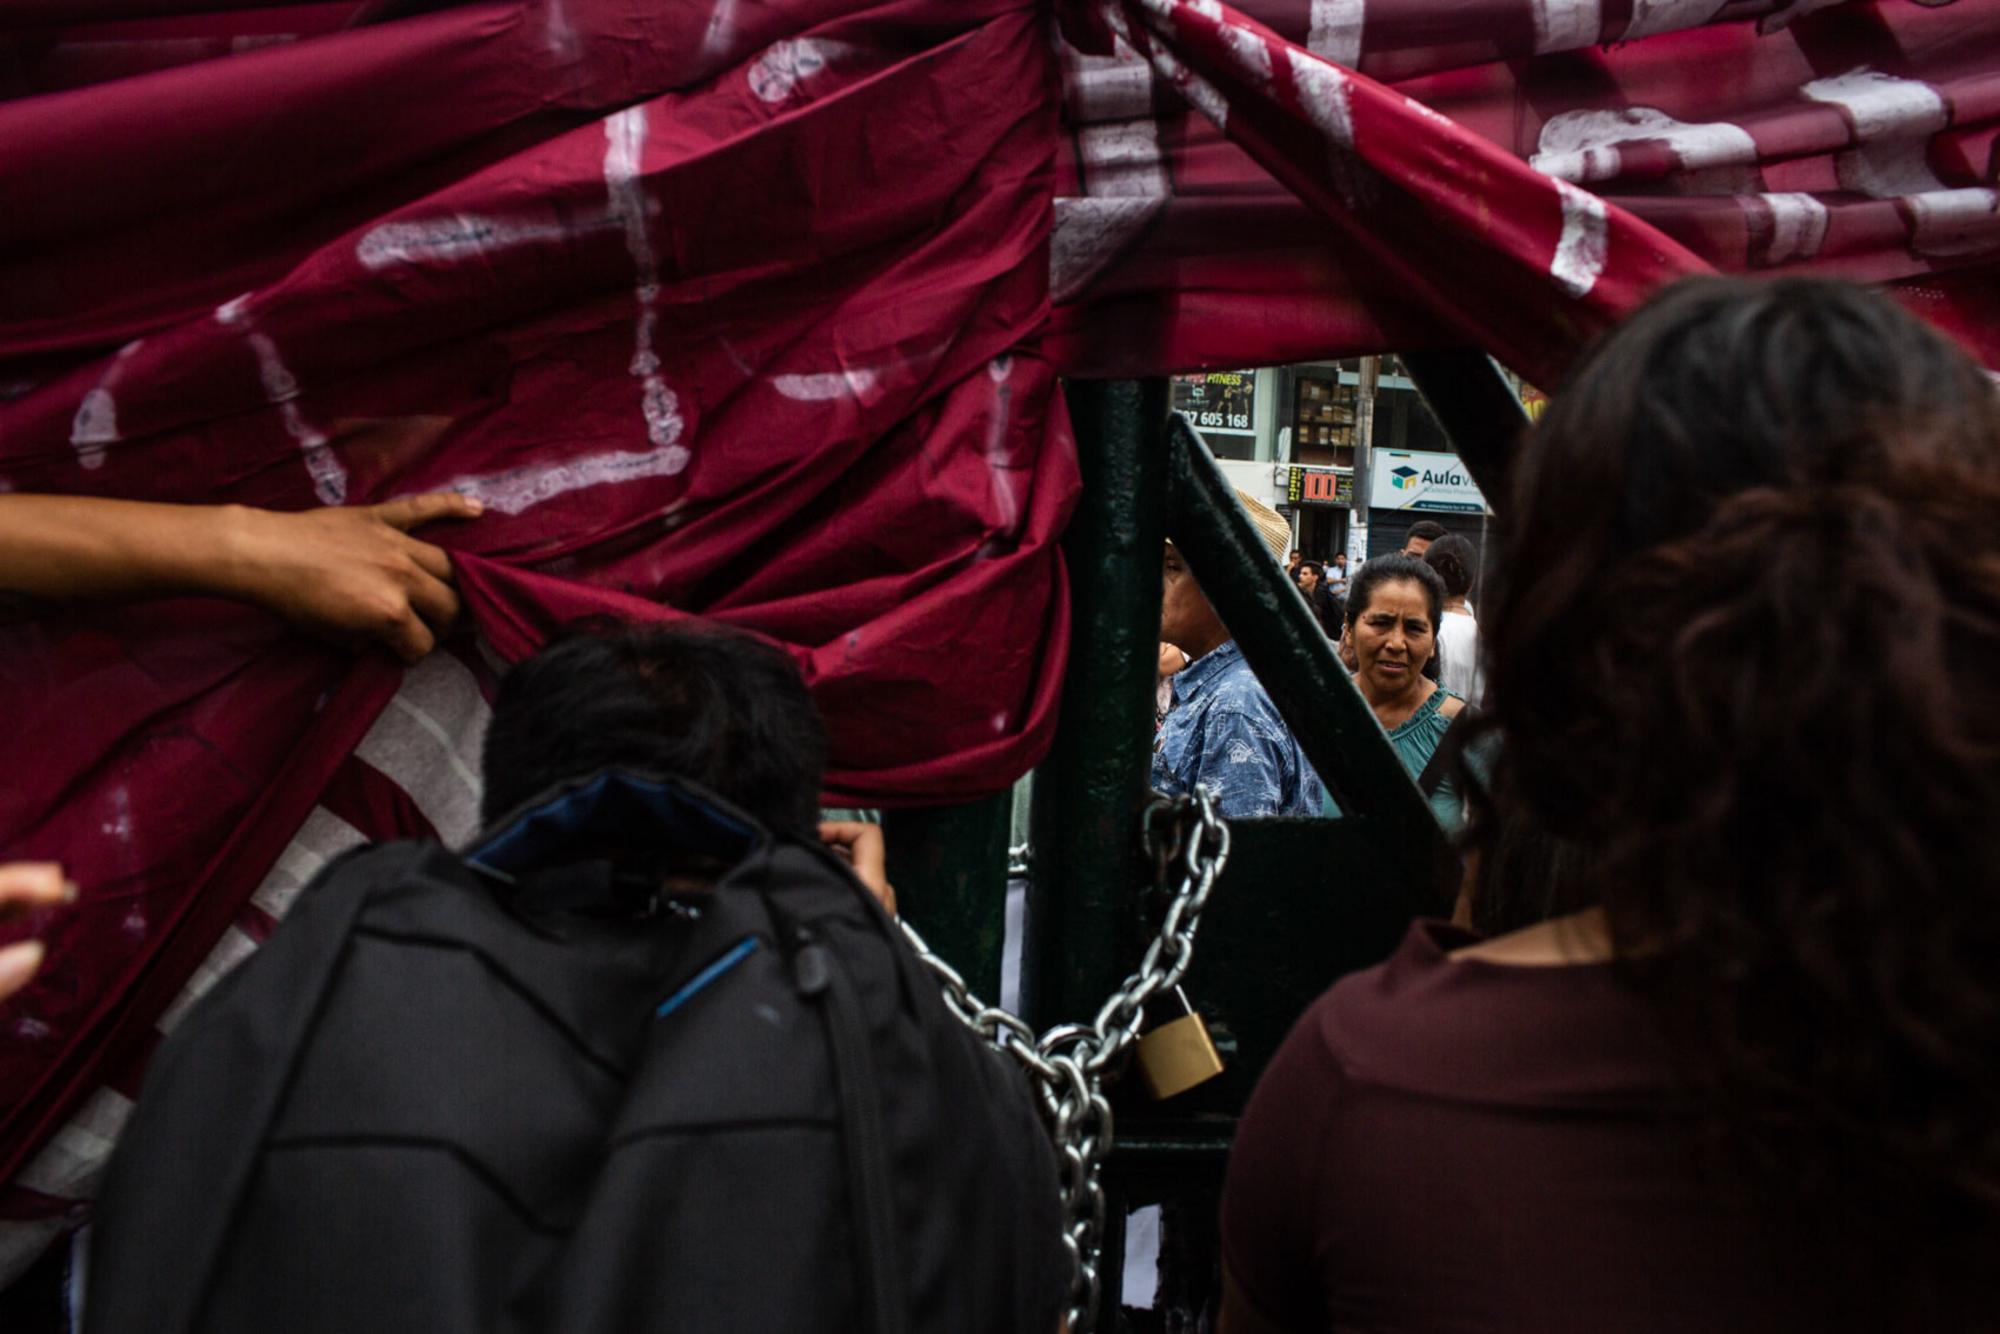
left=1172, top=639, right=1243, bottom=706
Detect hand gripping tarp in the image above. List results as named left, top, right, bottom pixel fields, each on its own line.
left=3, top=0, right=1997, bottom=1277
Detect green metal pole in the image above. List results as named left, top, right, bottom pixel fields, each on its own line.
left=1023, top=378, right=1169, bottom=1032
left=883, top=794, right=1012, bottom=1001
left=1399, top=348, right=1529, bottom=504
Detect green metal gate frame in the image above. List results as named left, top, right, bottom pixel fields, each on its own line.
left=887, top=357, right=1526, bottom=1324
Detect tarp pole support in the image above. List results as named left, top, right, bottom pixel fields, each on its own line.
left=1398, top=349, right=1530, bottom=503
left=1024, top=379, right=1170, bottom=1032
left=885, top=796, right=1012, bottom=1000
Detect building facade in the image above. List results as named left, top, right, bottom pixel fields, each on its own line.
left=1171, top=358, right=1506, bottom=573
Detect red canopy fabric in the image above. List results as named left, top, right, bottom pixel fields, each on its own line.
left=2, top=0, right=1996, bottom=1276
left=0, top=0, right=1078, bottom=1258
left=1050, top=0, right=2000, bottom=374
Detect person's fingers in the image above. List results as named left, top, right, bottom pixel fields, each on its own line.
left=404, top=566, right=462, bottom=632
left=817, top=821, right=865, bottom=850
left=399, top=535, right=455, bottom=585
left=0, top=940, right=45, bottom=1004
left=0, top=862, right=70, bottom=917
left=384, top=611, right=437, bottom=665
left=842, top=825, right=888, bottom=887
left=818, top=823, right=894, bottom=914
left=368, top=492, right=483, bottom=533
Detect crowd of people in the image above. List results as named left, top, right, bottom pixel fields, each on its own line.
left=1159, top=513, right=1484, bottom=828
left=2, top=276, right=1996, bottom=1330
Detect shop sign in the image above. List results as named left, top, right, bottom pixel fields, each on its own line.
left=1369, top=449, right=1490, bottom=513
left=1172, top=371, right=1256, bottom=435
left=1287, top=466, right=1352, bottom=507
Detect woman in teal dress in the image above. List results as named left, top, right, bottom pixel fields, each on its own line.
left=1327, top=553, right=1472, bottom=828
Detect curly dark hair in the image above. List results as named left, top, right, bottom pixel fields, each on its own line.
left=1479, top=276, right=2000, bottom=1270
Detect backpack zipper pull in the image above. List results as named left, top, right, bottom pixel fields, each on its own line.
left=792, top=928, right=831, bottom=998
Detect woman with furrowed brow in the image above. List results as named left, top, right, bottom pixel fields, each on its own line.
left=1323, top=552, right=1468, bottom=827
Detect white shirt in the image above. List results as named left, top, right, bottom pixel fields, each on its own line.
left=1437, top=607, right=1483, bottom=705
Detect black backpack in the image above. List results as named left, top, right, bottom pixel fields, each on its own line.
left=85, top=771, right=1066, bottom=1334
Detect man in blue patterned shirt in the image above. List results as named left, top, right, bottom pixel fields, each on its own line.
left=1151, top=498, right=1325, bottom=820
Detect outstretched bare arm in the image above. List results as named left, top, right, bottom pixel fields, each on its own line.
left=0, top=492, right=482, bottom=662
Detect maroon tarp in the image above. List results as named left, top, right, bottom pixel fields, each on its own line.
left=2, top=0, right=1996, bottom=1273
left=1051, top=0, right=2000, bottom=373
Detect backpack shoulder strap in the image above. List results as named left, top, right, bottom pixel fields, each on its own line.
left=764, top=884, right=909, bottom=1334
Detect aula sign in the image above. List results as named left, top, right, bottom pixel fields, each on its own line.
left=1369, top=449, right=1491, bottom=514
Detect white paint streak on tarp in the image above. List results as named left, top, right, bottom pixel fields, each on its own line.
left=1051, top=197, right=1168, bottom=303
left=1052, top=32, right=1168, bottom=301
left=1550, top=179, right=1609, bottom=297
left=214, top=295, right=347, bottom=504
left=1801, top=68, right=1949, bottom=147
left=1307, top=0, right=1366, bottom=68
left=1063, top=35, right=1154, bottom=122
left=69, top=339, right=145, bottom=468
left=1122, top=4, right=1229, bottom=130
left=353, top=650, right=489, bottom=843
left=700, top=0, right=739, bottom=62
left=1802, top=67, right=1949, bottom=199
left=748, top=38, right=855, bottom=103
left=68, top=341, right=140, bottom=469
left=1287, top=46, right=1355, bottom=149
left=1078, top=121, right=1170, bottom=197
left=1285, top=44, right=1372, bottom=209
left=356, top=211, right=618, bottom=269
left=249, top=804, right=367, bottom=920
left=1168, top=0, right=1271, bottom=88
left=772, top=367, right=882, bottom=401
left=1530, top=0, right=1601, bottom=53
left=1905, top=188, right=2000, bottom=258
left=1756, top=192, right=1831, bottom=263
left=1799, top=68, right=1994, bottom=255
left=544, top=0, right=579, bottom=60
left=14, top=1087, right=133, bottom=1199
left=1532, top=107, right=1757, bottom=184
left=68, top=392, right=117, bottom=467
left=0, top=1219, right=68, bottom=1290
left=420, top=108, right=701, bottom=513
left=604, top=106, right=691, bottom=471
left=155, top=925, right=259, bottom=1034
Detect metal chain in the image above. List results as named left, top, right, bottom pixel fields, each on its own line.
left=898, top=787, right=1231, bottom=1333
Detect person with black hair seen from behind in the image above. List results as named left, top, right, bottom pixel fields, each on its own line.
left=1400, top=519, right=1448, bottom=558
left=86, top=621, right=1068, bottom=1334
left=1423, top=532, right=1484, bottom=706
left=1221, top=277, right=2000, bottom=1334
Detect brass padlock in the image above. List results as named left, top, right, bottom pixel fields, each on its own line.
left=1135, top=987, right=1226, bottom=1100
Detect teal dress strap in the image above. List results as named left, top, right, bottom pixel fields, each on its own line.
left=1319, top=685, right=1468, bottom=829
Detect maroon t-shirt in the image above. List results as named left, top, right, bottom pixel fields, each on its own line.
left=1221, top=921, right=1992, bottom=1333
